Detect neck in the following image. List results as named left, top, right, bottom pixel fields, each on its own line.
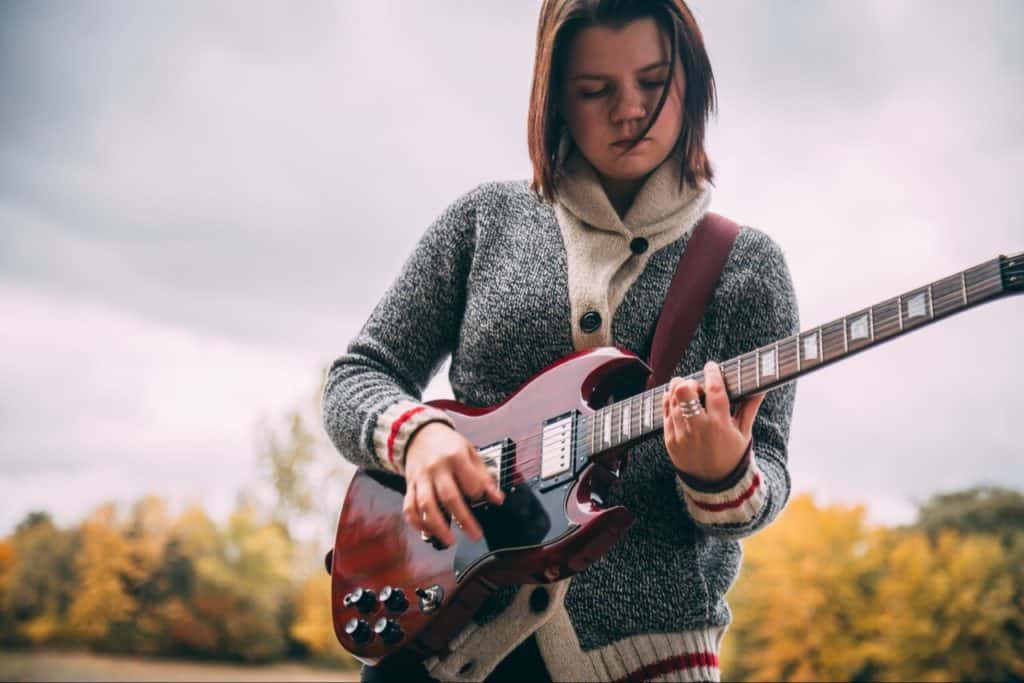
left=599, top=173, right=647, bottom=219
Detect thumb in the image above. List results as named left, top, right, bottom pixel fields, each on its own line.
left=734, top=392, right=766, bottom=438
left=485, top=476, right=505, bottom=505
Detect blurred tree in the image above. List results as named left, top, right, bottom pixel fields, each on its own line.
left=913, top=487, right=1024, bottom=540
left=0, top=538, right=16, bottom=644
left=725, top=495, right=885, bottom=682
left=256, top=376, right=353, bottom=547
left=867, top=530, right=1024, bottom=681
left=290, top=571, right=356, bottom=666
left=191, top=498, right=295, bottom=662
left=3, top=511, right=76, bottom=645
left=67, top=503, right=137, bottom=645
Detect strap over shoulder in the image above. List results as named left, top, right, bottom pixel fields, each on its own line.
left=646, top=212, right=740, bottom=389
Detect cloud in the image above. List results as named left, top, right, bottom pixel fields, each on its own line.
left=0, top=1, right=1021, bottom=533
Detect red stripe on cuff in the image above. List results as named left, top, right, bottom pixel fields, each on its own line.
left=386, top=406, right=426, bottom=465
left=616, top=651, right=720, bottom=683
left=687, top=472, right=761, bottom=512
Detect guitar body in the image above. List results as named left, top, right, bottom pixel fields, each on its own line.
left=329, top=346, right=646, bottom=664
left=328, top=249, right=1024, bottom=665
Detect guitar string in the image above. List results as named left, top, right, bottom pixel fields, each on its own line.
left=475, top=272, right=1006, bottom=485
left=481, top=275, right=1008, bottom=488
left=460, top=271, right=1006, bottom=485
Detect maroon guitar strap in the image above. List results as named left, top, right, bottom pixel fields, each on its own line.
left=645, top=211, right=740, bottom=390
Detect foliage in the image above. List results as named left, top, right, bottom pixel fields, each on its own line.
left=913, top=486, right=1024, bottom=539
left=723, top=494, right=1024, bottom=682
left=2, top=373, right=1017, bottom=677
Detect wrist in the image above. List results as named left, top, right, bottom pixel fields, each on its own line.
left=675, top=439, right=753, bottom=493
left=404, top=420, right=455, bottom=470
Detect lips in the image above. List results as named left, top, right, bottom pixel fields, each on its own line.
left=612, top=137, right=651, bottom=149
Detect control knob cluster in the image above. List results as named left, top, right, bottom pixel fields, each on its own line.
left=342, top=585, right=410, bottom=647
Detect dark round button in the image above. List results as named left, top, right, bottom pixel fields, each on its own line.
left=629, top=237, right=648, bottom=255
left=580, top=311, right=602, bottom=333
left=529, top=587, right=550, bottom=613
left=344, top=618, right=372, bottom=645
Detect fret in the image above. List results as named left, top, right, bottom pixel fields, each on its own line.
left=598, top=405, right=606, bottom=448
left=927, top=284, right=934, bottom=319
left=932, top=274, right=965, bottom=318
left=822, top=320, right=845, bottom=362
left=642, top=391, right=653, bottom=430
left=721, top=360, right=737, bottom=398
left=897, top=295, right=904, bottom=331
left=736, top=356, right=743, bottom=394
left=621, top=398, right=631, bottom=441
left=755, top=350, right=761, bottom=388
left=871, top=298, right=900, bottom=342
left=843, top=317, right=849, bottom=353
left=965, top=261, right=1001, bottom=301
left=740, top=352, right=758, bottom=391
left=961, top=271, right=967, bottom=305
left=868, top=306, right=874, bottom=341
left=778, top=336, right=799, bottom=380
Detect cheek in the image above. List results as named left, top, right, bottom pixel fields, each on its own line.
left=654, top=89, right=685, bottom=136
left=567, top=104, right=606, bottom=142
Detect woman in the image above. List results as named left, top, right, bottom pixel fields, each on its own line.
left=323, top=1, right=799, bottom=681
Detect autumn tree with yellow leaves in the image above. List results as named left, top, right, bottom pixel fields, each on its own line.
left=724, top=491, right=1024, bottom=682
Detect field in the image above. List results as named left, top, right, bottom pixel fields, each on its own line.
left=0, top=650, right=359, bottom=682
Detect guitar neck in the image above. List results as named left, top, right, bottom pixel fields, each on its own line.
left=581, top=251, right=1023, bottom=456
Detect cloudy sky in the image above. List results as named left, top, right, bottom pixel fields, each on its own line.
left=1, top=0, right=1021, bottom=536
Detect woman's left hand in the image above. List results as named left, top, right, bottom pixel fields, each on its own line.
left=662, top=360, right=765, bottom=482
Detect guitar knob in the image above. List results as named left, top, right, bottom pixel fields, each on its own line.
left=344, top=618, right=372, bottom=645
left=374, top=618, right=403, bottom=645
left=379, top=586, right=408, bottom=613
left=343, top=587, right=378, bottom=614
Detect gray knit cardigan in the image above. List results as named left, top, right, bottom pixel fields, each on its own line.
left=322, top=178, right=799, bottom=682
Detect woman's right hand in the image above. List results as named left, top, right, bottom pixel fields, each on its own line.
left=402, top=422, right=505, bottom=547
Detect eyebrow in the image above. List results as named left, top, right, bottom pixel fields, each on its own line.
left=569, top=60, right=670, bottom=81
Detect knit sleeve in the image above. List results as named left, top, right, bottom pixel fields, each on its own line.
left=321, top=187, right=480, bottom=475
left=675, top=228, right=799, bottom=539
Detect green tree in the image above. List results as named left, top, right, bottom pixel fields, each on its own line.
left=3, top=512, right=77, bottom=645
left=914, top=487, right=1024, bottom=540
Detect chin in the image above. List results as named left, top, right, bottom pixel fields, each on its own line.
left=595, top=155, right=661, bottom=181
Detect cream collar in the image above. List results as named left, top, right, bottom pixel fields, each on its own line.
left=553, top=147, right=712, bottom=240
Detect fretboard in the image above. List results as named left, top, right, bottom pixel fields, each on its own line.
left=577, top=252, right=1021, bottom=459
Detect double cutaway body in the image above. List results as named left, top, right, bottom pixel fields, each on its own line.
left=329, top=346, right=646, bottom=664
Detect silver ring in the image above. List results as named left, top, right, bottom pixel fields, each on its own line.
left=678, top=398, right=703, bottom=418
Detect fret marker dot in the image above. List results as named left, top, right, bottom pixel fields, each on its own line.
left=802, top=334, right=818, bottom=360
left=907, top=293, right=927, bottom=318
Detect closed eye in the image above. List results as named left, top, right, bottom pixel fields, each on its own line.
left=580, top=81, right=667, bottom=100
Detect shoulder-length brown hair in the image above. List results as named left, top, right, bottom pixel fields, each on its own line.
left=528, top=0, right=716, bottom=202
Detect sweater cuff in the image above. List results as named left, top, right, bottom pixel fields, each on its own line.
left=676, top=441, right=766, bottom=526
left=372, top=400, right=455, bottom=474
left=675, top=440, right=752, bottom=493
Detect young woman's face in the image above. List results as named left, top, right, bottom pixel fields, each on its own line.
left=558, top=17, right=685, bottom=183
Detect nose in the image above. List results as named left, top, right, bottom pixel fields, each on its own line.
left=610, top=86, right=649, bottom=125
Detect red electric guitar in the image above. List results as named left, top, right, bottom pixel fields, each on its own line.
left=327, top=251, right=1023, bottom=664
